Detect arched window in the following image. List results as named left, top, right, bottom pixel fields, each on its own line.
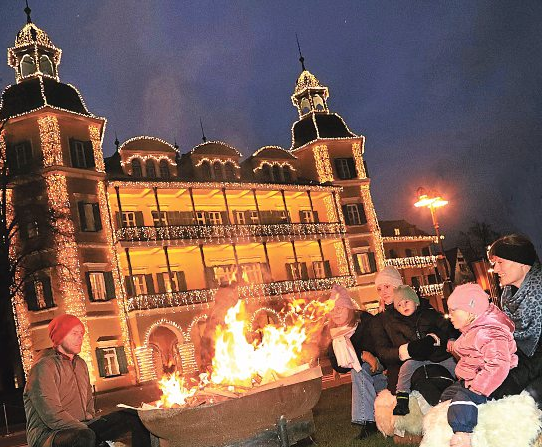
left=262, top=164, right=272, bottom=182
left=224, top=162, right=236, bottom=181
left=159, top=159, right=170, bottom=179
left=213, top=161, right=223, bottom=181
left=39, top=55, right=54, bottom=76
left=313, top=94, right=325, bottom=111
left=282, top=165, right=292, bottom=183
left=20, top=54, right=36, bottom=78
left=272, top=164, right=282, bottom=183
left=131, top=159, right=142, bottom=177
left=146, top=160, right=157, bottom=178
left=201, top=161, right=212, bottom=179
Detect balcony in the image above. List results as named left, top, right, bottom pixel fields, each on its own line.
left=116, top=222, right=346, bottom=243
left=384, top=255, right=438, bottom=270
left=126, top=275, right=356, bottom=311
left=419, top=283, right=444, bottom=296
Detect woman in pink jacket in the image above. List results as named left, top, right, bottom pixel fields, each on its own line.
left=442, top=284, right=518, bottom=447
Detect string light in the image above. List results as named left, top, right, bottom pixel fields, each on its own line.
left=334, top=241, right=350, bottom=276
left=419, top=283, right=444, bottom=296
left=89, top=125, right=105, bottom=172
left=252, top=146, right=297, bottom=159
left=313, top=145, right=334, bottom=183
left=189, top=140, right=242, bottom=157
left=385, top=255, right=438, bottom=270
left=352, top=141, right=367, bottom=178
left=252, top=161, right=296, bottom=173
left=121, top=154, right=177, bottom=167
left=134, top=346, right=156, bottom=382
left=382, top=235, right=439, bottom=244
left=359, top=184, right=385, bottom=270
left=38, top=116, right=62, bottom=166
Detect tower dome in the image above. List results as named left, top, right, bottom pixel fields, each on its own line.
left=291, top=69, right=329, bottom=118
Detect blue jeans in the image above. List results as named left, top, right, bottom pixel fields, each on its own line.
left=396, top=357, right=457, bottom=393
left=352, top=362, right=387, bottom=424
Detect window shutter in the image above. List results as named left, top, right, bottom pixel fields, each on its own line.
left=313, top=211, right=319, bottom=223
left=175, top=271, right=187, bottom=291
left=84, top=141, right=95, bottom=168
left=368, top=252, right=377, bottom=273
left=85, top=272, right=94, bottom=301
left=300, top=263, right=308, bottom=280
left=135, top=211, right=144, bottom=226
left=116, top=347, right=128, bottom=374
left=104, top=271, right=115, bottom=300
left=285, top=264, right=294, bottom=280
left=42, top=276, right=54, bottom=308
left=78, top=201, right=87, bottom=231
left=124, top=276, right=134, bottom=297
left=95, top=348, right=107, bottom=378
left=92, top=204, right=102, bottom=231
left=69, top=138, right=78, bottom=167
left=24, top=281, right=38, bottom=311
left=144, top=274, right=155, bottom=294
left=156, top=273, right=166, bottom=293
left=357, top=203, right=367, bottom=225
left=341, top=205, right=350, bottom=225
left=347, top=158, right=357, bottom=179
left=204, top=267, right=218, bottom=288
left=333, top=159, right=343, bottom=179
left=324, top=260, right=332, bottom=277
left=352, top=254, right=362, bottom=275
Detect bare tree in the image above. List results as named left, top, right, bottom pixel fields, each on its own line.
left=458, top=221, right=501, bottom=263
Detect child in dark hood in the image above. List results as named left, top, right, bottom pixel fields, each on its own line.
left=385, top=285, right=457, bottom=416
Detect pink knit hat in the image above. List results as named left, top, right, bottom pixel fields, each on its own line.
left=375, top=266, right=403, bottom=288
left=330, top=285, right=355, bottom=309
left=447, top=283, right=490, bottom=316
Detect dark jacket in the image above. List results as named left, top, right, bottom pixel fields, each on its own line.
left=372, top=304, right=401, bottom=368
left=328, top=311, right=377, bottom=374
left=23, top=348, right=95, bottom=447
left=383, top=300, right=459, bottom=363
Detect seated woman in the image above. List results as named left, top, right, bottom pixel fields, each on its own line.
left=327, top=285, right=387, bottom=439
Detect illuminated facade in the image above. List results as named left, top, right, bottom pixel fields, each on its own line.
left=1, top=16, right=384, bottom=389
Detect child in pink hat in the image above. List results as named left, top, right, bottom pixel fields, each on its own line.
left=443, top=283, right=518, bottom=447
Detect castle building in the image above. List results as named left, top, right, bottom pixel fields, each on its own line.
left=1, top=14, right=384, bottom=390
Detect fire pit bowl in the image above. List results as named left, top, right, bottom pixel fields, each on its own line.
left=138, top=366, right=322, bottom=447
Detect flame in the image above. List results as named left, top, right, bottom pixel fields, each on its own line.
left=158, top=372, right=197, bottom=408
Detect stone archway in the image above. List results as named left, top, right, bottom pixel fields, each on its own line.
left=148, top=324, right=185, bottom=379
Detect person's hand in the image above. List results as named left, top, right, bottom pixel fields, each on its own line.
left=399, top=343, right=410, bottom=361
left=361, top=351, right=379, bottom=373
left=447, top=339, right=455, bottom=353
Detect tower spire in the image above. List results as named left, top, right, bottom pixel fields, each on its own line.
left=295, top=33, right=306, bottom=72
left=24, top=0, right=32, bottom=24
left=114, top=132, right=120, bottom=152
left=200, top=117, right=207, bottom=143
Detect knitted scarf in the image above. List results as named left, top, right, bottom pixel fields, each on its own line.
left=330, top=325, right=362, bottom=372
left=501, top=262, right=542, bottom=357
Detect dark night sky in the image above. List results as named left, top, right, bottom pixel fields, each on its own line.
left=1, top=1, right=541, bottom=252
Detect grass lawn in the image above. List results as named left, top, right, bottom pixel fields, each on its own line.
left=307, top=384, right=416, bottom=447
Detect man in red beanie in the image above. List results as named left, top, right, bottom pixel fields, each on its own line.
left=24, top=314, right=152, bottom=447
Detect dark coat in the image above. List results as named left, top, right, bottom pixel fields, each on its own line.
left=371, top=304, right=402, bottom=391
left=328, top=311, right=377, bottom=374
left=383, top=300, right=459, bottom=363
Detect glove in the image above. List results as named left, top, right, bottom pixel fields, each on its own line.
left=407, top=335, right=437, bottom=360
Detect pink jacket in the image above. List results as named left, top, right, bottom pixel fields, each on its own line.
left=452, top=303, right=518, bottom=396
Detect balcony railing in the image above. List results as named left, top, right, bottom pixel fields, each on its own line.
left=126, top=275, right=356, bottom=311
left=116, top=222, right=346, bottom=242
left=419, top=283, right=444, bottom=296
left=384, top=255, right=438, bottom=270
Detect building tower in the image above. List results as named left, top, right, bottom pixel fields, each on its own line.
left=289, top=63, right=385, bottom=305
left=0, top=10, right=133, bottom=389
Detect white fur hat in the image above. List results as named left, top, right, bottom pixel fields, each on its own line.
left=374, top=266, right=403, bottom=288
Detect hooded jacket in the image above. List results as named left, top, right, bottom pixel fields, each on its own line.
left=453, top=303, right=518, bottom=396
left=23, top=348, right=95, bottom=447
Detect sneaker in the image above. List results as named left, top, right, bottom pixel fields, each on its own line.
left=393, top=392, right=410, bottom=416
left=356, top=421, right=377, bottom=439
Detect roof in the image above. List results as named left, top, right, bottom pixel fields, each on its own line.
left=291, top=113, right=356, bottom=149
left=14, top=22, right=56, bottom=49
left=0, top=77, right=90, bottom=119
left=190, top=140, right=242, bottom=157
left=119, top=136, right=177, bottom=153
left=294, top=70, right=324, bottom=95
left=251, top=146, right=297, bottom=160
left=379, top=220, right=430, bottom=237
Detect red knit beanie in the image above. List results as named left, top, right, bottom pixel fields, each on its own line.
left=447, top=283, right=490, bottom=317
left=48, top=314, right=84, bottom=347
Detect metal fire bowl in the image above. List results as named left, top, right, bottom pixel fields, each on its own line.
left=138, top=366, right=322, bottom=447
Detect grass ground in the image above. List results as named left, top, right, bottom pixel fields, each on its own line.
left=307, top=384, right=415, bottom=447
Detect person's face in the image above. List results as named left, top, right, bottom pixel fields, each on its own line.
left=58, top=325, right=84, bottom=357
left=491, top=256, right=531, bottom=288
left=395, top=299, right=416, bottom=316
left=449, top=308, right=473, bottom=331
left=377, top=283, right=395, bottom=305
left=330, top=306, right=353, bottom=326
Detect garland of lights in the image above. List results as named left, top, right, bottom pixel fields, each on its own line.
left=117, top=222, right=345, bottom=243
left=352, top=141, right=367, bottom=178
left=420, top=283, right=444, bottom=296
left=134, top=346, right=156, bottom=382
left=382, top=235, right=439, bottom=244
left=119, top=136, right=178, bottom=152
left=45, top=172, right=95, bottom=380
left=190, top=140, right=243, bottom=157
left=333, top=241, right=350, bottom=276
left=89, top=125, right=105, bottom=172
left=121, top=154, right=177, bottom=167
left=97, top=181, right=133, bottom=365
left=143, top=318, right=186, bottom=346
left=252, top=146, right=297, bottom=159
left=194, top=157, right=240, bottom=169
left=359, top=184, right=385, bottom=270
left=323, top=195, right=338, bottom=223
left=252, top=161, right=296, bottom=172
left=313, top=145, right=334, bottom=183
left=38, top=116, right=63, bottom=166
left=186, top=313, right=209, bottom=342
left=384, top=255, right=438, bottom=270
